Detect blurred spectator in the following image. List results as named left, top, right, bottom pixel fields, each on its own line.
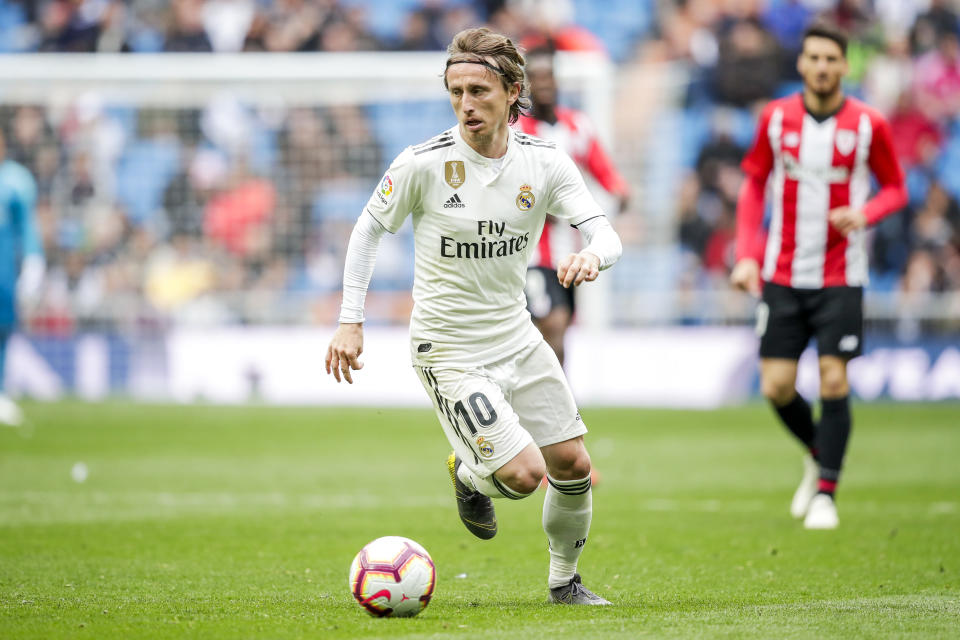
left=818, top=0, right=871, bottom=37
left=163, top=147, right=224, bottom=238
left=762, top=0, right=813, bottom=58
left=712, top=18, right=781, bottom=108
left=38, top=0, right=111, bottom=52
left=245, top=0, right=324, bottom=52
left=677, top=173, right=711, bottom=259
left=862, top=35, right=913, bottom=115
left=695, top=112, right=745, bottom=196
left=329, top=6, right=381, bottom=51
left=912, top=182, right=960, bottom=256
left=702, top=205, right=736, bottom=277
left=204, top=168, right=275, bottom=258
left=327, top=104, right=382, bottom=180
left=144, top=232, right=217, bottom=312
left=3, top=106, right=58, bottom=192
left=164, top=0, right=212, bottom=52
left=515, top=0, right=606, bottom=55
left=319, top=14, right=375, bottom=52
left=397, top=6, right=445, bottom=51
left=913, top=28, right=960, bottom=125
left=684, top=116, right=743, bottom=279
left=202, top=0, right=255, bottom=53
left=910, top=0, right=960, bottom=55
left=889, top=92, right=944, bottom=171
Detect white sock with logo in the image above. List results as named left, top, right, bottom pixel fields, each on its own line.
left=542, top=474, right=592, bottom=588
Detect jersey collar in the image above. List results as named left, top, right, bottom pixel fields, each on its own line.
left=800, top=93, right=847, bottom=124
left=451, top=125, right=516, bottom=166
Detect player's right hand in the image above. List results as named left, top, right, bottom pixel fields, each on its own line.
left=729, top=258, right=761, bottom=297
left=325, top=323, right=364, bottom=384
left=557, top=251, right=601, bottom=288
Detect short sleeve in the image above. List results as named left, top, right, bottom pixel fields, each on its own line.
left=545, top=150, right=604, bottom=226
left=364, top=147, right=420, bottom=234
left=740, top=103, right=775, bottom=179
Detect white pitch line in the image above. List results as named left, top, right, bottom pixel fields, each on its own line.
left=0, top=492, right=956, bottom=525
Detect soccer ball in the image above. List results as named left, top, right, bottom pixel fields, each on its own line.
left=348, top=536, right=436, bottom=617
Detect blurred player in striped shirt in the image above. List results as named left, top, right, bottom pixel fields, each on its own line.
left=730, top=21, right=907, bottom=529
left=516, top=45, right=629, bottom=366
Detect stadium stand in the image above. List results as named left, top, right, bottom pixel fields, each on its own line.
left=0, top=0, right=957, bottom=339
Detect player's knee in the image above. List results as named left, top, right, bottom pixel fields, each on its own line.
left=499, top=464, right=545, bottom=495
left=819, top=361, right=849, bottom=398
left=820, top=374, right=849, bottom=398
left=761, top=378, right=795, bottom=406
left=546, top=449, right=591, bottom=481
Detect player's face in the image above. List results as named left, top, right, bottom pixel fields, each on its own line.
left=446, top=63, right=519, bottom=145
left=526, top=57, right=557, bottom=109
left=797, top=36, right=847, bottom=98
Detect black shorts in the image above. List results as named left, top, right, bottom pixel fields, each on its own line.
left=757, top=282, right=863, bottom=361
left=524, top=266, right=575, bottom=320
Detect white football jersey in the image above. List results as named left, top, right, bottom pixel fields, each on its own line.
left=364, top=125, right=604, bottom=366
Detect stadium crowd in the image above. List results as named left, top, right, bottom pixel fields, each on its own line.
left=0, top=0, right=957, bottom=332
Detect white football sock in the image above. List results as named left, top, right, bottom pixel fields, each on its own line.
left=542, top=474, right=592, bottom=588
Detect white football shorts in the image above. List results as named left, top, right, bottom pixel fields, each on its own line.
left=414, top=339, right=587, bottom=477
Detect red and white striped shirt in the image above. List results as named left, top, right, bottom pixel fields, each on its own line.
left=737, top=94, right=906, bottom=288
left=516, top=107, right=629, bottom=269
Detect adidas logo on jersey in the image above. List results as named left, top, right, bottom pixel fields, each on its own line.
left=443, top=193, right=465, bottom=208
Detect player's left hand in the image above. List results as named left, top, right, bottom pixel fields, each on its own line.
left=828, top=206, right=867, bottom=237
left=557, top=251, right=601, bottom=288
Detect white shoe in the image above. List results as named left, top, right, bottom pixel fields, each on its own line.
left=804, top=493, right=839, bottom=530
left=790, top=454, right=819, bottom=519
left=0, top=394, right=24, bottom=427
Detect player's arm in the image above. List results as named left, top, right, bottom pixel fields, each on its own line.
left=326, top=211, right=387, bottom=384
left=828, top=117, right=907, bottom=236
left=558, top=215, right=622, bottom=288
left=731, top=103, right=775, bottom=296
left=547, top=150, right=622, bottom=287
left=730, top=173, right=767, bottom=297
left=327, top=151, right=417, bottom=383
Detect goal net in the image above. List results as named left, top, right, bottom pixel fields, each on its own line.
left=0, top=51, right=615, bottom=331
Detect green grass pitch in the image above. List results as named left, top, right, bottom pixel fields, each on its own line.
left=1, top=401, right=958, bottom=639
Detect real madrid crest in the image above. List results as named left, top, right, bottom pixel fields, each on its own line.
left=476, top=436, right=495, bottom=457
left=516, top=184, right=535, bottom=211
left=445, top=160, right=465, bottom=188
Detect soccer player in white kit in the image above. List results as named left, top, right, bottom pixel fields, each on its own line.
left=326, top=27, right=622, bottom=605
